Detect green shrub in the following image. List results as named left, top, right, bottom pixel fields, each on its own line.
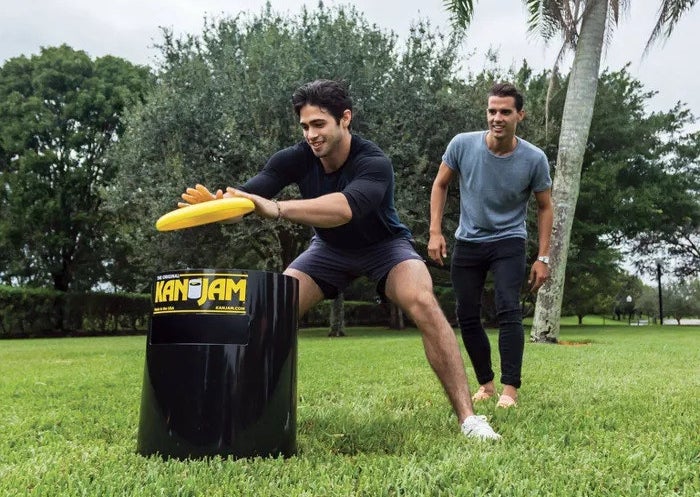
left=0, top=286, right=62, bottom=337
left=0, top=286, right=151, bottom=338
left=302, top=300, right=391, bottom=328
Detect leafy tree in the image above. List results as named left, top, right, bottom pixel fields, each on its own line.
left=102, top=2, right=696, bottom=335
left=422, top=61, right=696, bottom=330
left=420, top=62, right=688, bottom=328
left=664, top=279, right=700, bottom=324
left=556, top=67, right=699, bottom=318
left=570, top=67, right=700, bottom=282
left=622, top=129, right=700, bottom=279
left=108, top=4, right=472, bottom=293
left=414, top=56, right=695, bottom=328
left=0, top=45, right=152, bottom=291
left=444, top=0, right=698, bottom=342
left=561, top=243, right=621, bottom=324
left=636, top=284, right=661, bottom=323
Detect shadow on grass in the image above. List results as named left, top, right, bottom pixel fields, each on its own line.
left=299, top=327, right=423, bottom=340
left=557, top=339, right=593, bottom=346
left=296, top=411, right=433, bottom=456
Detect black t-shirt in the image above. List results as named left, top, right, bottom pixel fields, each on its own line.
left=240, top=135, right=412, bottom=249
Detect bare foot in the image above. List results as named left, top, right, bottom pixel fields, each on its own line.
left=497, top=385, right=518, bottom=408
left=471, top=382, right=496, bottom=402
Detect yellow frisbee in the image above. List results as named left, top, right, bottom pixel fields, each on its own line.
left=156, top=197, right=255, bottom=231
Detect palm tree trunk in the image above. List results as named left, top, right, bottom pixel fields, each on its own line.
left=531, top=0, right=608, bottom=342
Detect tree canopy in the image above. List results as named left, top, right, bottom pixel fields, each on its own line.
left=0, top=3, right=696, bottom=324
left=107, top=4, right=480, bottom=291
left=444, top=0, right=698, bottom=340
left=0, top=45, right=152, bottom=290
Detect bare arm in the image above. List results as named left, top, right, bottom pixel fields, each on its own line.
left=535, top=189, right=553, bottom=258
left=427, top=163, right=456, bottom=266
left=179, top=183, right=352, bottom=228
left=529, top=188, right=554, bottom=291
left=227, top=188, right=352, bottom=228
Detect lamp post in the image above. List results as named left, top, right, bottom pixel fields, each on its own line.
left=655, top=259, right=664, bottom=326
left=626, top=295, right=633, bottom=325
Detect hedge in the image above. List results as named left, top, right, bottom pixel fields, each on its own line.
left=0, top=286, right=151, bottom=338
left=0, top=285, right=460, bottom=338
left=302, top=300, right=394, bottom=328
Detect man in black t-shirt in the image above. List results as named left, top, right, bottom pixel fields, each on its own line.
left=180, top=79, right=500, bottom=440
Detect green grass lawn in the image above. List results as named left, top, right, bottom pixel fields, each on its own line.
left=1, top=325, right=698, bottom=496
left=523, top=314, right=632, bottom=327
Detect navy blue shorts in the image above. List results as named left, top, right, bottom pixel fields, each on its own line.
left=288, top=236, right=424, bottom=300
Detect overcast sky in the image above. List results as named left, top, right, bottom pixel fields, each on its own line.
left=2, top=0, right=699, bottom=132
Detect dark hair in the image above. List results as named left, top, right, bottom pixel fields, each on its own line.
left=489, top=82, right=524, bottom=111
left=292, top=79, right=352, bottom=123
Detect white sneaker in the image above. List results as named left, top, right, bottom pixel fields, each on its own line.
left=461, top=415, right=501, bottom=440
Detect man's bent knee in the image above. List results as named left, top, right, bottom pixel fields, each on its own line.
left=283, top=268, right=324, bottom=317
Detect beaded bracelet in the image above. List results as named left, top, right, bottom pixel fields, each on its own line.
left=272, top=199, right=282, bottom=221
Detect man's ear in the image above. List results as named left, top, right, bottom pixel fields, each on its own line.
left=342, top=109, right=352, bottom=128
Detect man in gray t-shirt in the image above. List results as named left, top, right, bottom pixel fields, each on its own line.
left=428, top=82, right=553, bottom=409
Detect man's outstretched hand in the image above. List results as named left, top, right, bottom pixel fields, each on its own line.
left=178, top=184, right=223, bottom=208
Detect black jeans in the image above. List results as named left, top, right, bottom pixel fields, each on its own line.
left=451, top=237, right=527, bottom=389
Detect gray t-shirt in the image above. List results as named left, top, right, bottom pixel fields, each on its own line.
left=442, top=131, right=551, bottom=242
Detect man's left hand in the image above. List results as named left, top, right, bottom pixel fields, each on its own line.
left=528, top=261, right=549, bottom=292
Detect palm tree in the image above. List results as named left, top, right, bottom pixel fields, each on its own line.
left=444, top=0, right=697, bottom=342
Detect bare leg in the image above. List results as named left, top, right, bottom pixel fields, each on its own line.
left=384, top=259, right=475, bottom=423
left=284, top=267, right=324, bottom=317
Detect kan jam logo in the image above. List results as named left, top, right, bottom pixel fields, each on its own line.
left=152, top=272, right=248, bottom=315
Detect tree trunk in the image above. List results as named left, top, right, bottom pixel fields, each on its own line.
left=531, top=0, right=608, bottom=343
left=328, top=292, right=346, bottom=337
left=389, top=302, right=405, bottom=330
left=277, top=224, right=308, bottom=270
